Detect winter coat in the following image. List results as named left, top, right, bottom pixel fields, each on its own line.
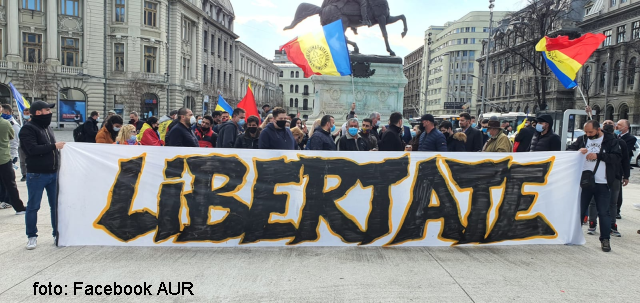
left=96, top=126, right=116, bottom=144
left=446, top=132, right=467, bottom=152
left=418, top=128, right=447, bottom=152
left=338, top=131, right=369, bottom=151
left=463, top=126, right=483, bottom=152
left=258, top=123, right=296, bottom=150
left=568, top=132, right=622, bottom=187
left=529, top=130, right=561, bottom=152
left=18, top=120, right=59, bottom=173
left=165, top=122, right=199, bottom=147
left=195, top=127, right=216, bottom=148
left=140, top=127, right=164, bottom=146
left=359, top=131, right=378, bottom=151
left=217, top=121, right=242, bottom=148
left=380, top=124, right=405, bottom=151
left=619, top=133, right=637, bottom=159
left=483, top=131, right=513, bottom=153
left=83, top=117, right=99, bottom=143
left=306, top=126, right=337, bottom=151
left=514, top=125, right=536, bottom=152
left=235, top=131, right=260, bottom=149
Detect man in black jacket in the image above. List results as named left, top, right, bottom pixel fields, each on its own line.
left=615, top=119, right=636, bottom=218
left=459, top=113, right=482, bottom=152
left=19, top=101, right=66, bottom=250
left=165, top=108, right=199, bottom=147
left=307, top=115, right=336, bottom=150
left=217, top=108, right=246, bottom=148
left=568, top=120, right=621, bottom=252
left=338, top=118, right=368, bottom=151
left=514, top=117, right=536, bottom=152
left=129, top=111, right=145, bottom=132
left=379, top=112, right=405, bottom=151
left=83, top=111, right=100, bottom=143
left=529, top=115, right=561, bottom=152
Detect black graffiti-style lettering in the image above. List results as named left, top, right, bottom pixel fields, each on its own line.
left=388, top=158, right=465, bottom=245
left=241, top=159, right=303, bottom=243
left=484, top=162, right=556, bottom=242
left=176, top=156, right=250, bottom=242
left=95, top=155, right=158, bottom=242
left=445, top=159, right=510, bottom=244
left=154, top=157, right=187, bottom=243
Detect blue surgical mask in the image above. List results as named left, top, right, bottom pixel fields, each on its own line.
left=113, top=127, right=121, bottom=132
left=348, top=127, right=358, bottom=136
left=376, top=121, right=381, bottom=127
left=238, top=119, right=245, bottom=126
left=1, top=113, right=11, bottom=120
left=23, top=115, right=31, bottom=120
left=614, top=129, right=622, bottom=136
left=410, top=131, right=416, bottom=138
left=331, top=125, right=336, bottom=132
left=198, top=119, right=203, bottom=125
left=487, top=132, right=492, bottom=138
left=471, top=123, right=477, bottom=128
left=536, top=124, right=544, bottom=133
left=128, top=135, right=137, bottom=144
left=482, top=128, right=487, bottom=134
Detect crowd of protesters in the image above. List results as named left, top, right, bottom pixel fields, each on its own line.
left=0, top=100, right=638, bottom=252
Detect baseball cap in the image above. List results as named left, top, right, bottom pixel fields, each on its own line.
left=419, top=114, right=435, bottom=124
left=29, top=101, right=55, bottom=112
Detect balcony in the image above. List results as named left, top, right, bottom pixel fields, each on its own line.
left=58, top=65, right=83, bottom=75
left=0, top=61, right=8, bottom=69
left=182, top=79, right=201, bottom=91
left=136, top=72, right=166, bottom=82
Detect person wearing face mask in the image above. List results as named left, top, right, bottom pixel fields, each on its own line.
left=409, top=125, right=421, bottom=152
left=96, top=115, right=124, bottom=144
left=191, top=115, right=203, bottom=132
left=528, top=115, right=561, bottom=152
left=568, top=120, right=621, bottom=252
left=360, top=118, right=379, bottom=151
left=307, top=115, right=337, bottom=151
left=338, top=118, right=368, bottom=151
left=482, top=120, right=512, bottom=153
left=19, top=101, right=66, bottom=250
left=417, top=114, right=447, bottom=152
left=235, top=116, right=261, bottom=149
left=140, top=117, right=165, bottom=146
left=480, top=119, right=490, bottom=145
left=513, top=117, right=536, bottom=152
left=128, top=111, right=145, bottom=132
left=115, top=125, right=140, bottom=145
left=217, top=108, right=246, bottom=148
left=439, top=121, right=466, bottom=152
left=369, top=112, right=382, bottom=142
left=193, top=116, right=217, bottom=148
left=166, top=108, right=199, bottom=147
left=259, top=108, right=296, bottom=150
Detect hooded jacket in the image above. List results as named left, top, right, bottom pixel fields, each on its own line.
left=338, top=130, right=368, bottom=151
left=18, top=119, right=59, bottom=173
left=568, top=132, right=622, bottom=187
left=446, top=132, right=467, bottom=152
left=306, top=126, right=337, bottom=151
left=217, top=120, right=242, bottom=148
left=258, top=123, right=296, bottom=150
left=483, top=131, right=512, bottom=153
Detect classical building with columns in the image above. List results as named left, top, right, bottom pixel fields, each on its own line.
left=577, top=0, right=640, bottom=124
left=233, top=42, right=282, bottom=111
left=0, top=0, right=278, bottom=127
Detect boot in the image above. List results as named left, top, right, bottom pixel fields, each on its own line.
left=360, top=3, right=372, bottom=27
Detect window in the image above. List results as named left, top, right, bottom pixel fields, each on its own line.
left=289, top=98, right=293, bottom=107
left=217, top=70, right=220, bottom=86
left=303, top=99, right=309, bottom=110
left=144, top=1, right=157, bottom=27
left=203, top=65, right=207, bottom=83
left=115, top=0, right=125, bottom=22
left=296, top=71, right=300, bottom=78
left=492, top=62, right=497, bottom=74
left=0, top=29, right=2, bottom=58
left=279, top=71, right=283, bottom=77
left=22, top=33, right=42, bottom=63
left=610, top=0, right=616, bottom=6
left=511, top=80, right=516, bottom=96
left=210, top=67, right=214, bottom=85
left=632, top=21, right=640, bottom=40
left=22, top=0, right=42, bottom=11
left=303, top=85, right=309, bottom=94
left=223, top=42, right=227, bottom=60
left=181, top=57, right=191, bottom=79
left=203, top=31, right=208, bottom=51
left=492, top=84, right=496, bottom=97
left=144, top=46, right=157, bottom=73
left=182, top=18, right=192, bottom=42
left=613, top=60, right=621, bottom=86
left=61, top=37, right=79, bottom=66
left=211, top=34, right=215, bottom=53
left=223, top=72, right=226, bottom=87
left=617, top=25, right=626, bottom=43
left=295, top=99, right=299, bottom=108
left=600, top=62, right=607, bottom=91
left=290, top=71, right=294, bottom=78
left=629, top=58, right=636, bottom=86
left=498, top=83, right=502, bottom=96
left=217, top=38, right=221, bottom=56
left=290, top=85, right=293, bottom=93
left=519, top=79, right=524, bottom=94
left=60, top=0, right=79, bottom=16
left=604, top=30, right=612, bottom=46
left=114, top=43, right=125, bottom=71
left=295, top=85, right=299, bottom=93
left=461, top=74, right=466, bottom=81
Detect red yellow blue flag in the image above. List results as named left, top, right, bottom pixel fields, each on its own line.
left=535, top=33, right=606, bottom=89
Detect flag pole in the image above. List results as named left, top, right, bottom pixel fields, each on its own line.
left=350, top=75, right=356, bottom=109
left=576, top=86, right=592, bottom=120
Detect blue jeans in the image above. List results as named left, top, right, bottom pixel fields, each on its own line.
left=25, top=173, right=58, bottom=239
left=580, top=184, right=611, bottom=240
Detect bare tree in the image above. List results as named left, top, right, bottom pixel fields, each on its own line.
left=119, top=74, right=150, bottom=115
left=22, top=57, right=58, bottom=103
left=496, top=0, right=579, bottom=110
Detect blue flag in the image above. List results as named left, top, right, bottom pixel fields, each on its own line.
left=215, top=95, right=233, bottom=114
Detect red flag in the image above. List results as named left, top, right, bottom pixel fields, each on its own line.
left=237, top=83, right=261, bottom=123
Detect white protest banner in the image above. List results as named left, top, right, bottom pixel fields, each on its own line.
left=57, top=143, right=585, bottom=247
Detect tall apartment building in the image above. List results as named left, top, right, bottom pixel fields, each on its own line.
left=274, top=50, right=315, bottom=119
left=420, top=11, right=510, bottom=116
left=403, top=45, right=423, bottom=118
left=577, top=0, right=640, bottom=124
left=0, top=0, right=279, bottom=126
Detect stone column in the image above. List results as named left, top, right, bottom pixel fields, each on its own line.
left=191, top=21, right=197, bottom=82
left=634, top=69, right=640, bottom=93
left=46, top=0, right=59, bottom=64
left=6, top=0, right=20, bottom=61
left=618, top=51, right=627, bottom=93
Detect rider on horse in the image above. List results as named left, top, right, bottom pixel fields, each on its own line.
left=322, top=0, right=373, bottom=27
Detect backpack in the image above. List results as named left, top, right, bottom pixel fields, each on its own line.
left=73, top=124, right=85, bottom=142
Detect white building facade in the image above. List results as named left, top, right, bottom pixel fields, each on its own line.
left=274, top=49, right=314, bottom=119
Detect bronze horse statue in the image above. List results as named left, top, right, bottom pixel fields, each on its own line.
left=284, top=0, right=408, bottom=57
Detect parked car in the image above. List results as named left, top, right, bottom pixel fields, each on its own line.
left=565, top=129, right=585, bottom=148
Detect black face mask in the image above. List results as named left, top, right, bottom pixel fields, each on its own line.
left=247, top=126, right=258, bottom=134
left=602, top=124, right=615, bottom=134
left=129, top=119, right=136, bottom=125
left=201, top=127, right=210, bottom=133
left=443, top=132, right=450, bottom=138
left=588, top=133, right=600, bottom=140
left=32, top=113, right=52, bottom=128
left=276, top=120, right=287, bottom=129
left=153, top=127, right=159, bottom=132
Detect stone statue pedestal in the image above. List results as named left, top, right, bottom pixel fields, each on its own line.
left=308, top=55, right=407, bottom=125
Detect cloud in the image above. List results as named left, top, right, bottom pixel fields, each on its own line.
left=250, top=0, right=276, bottom=8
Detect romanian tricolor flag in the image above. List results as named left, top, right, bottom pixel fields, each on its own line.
left=280, top=20, right=351, bottom=78
left=9, top=82, right=30, bottom=113
left=535, top=33, right=606, bottom=89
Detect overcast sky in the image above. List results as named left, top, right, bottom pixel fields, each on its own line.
left=233, top=0, right=528, bottom=60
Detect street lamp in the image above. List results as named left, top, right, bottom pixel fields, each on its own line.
left=481, top=0, right=496, bottom=118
